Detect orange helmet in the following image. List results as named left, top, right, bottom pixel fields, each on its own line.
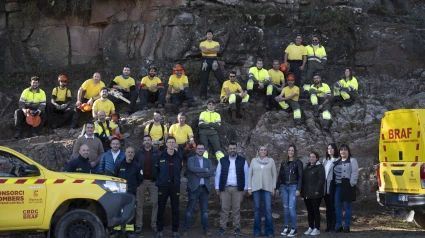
left=172, top=63, right=185, bottom=75
left=287, top=73, right=295, bottom=81
left=58, top=74, right=68, bottom=82
left=78, top=103, right=92, bottom=112
left=279, top=62, right=289, bottom=75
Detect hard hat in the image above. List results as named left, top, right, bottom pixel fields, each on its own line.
left=287, top=73, right=295, bottom=81
left=279, top=62, right=289, bottom=75
left=173, top=63, right=185, bottom=75
left=25, top=109, right=41, bottom=127
left=78, top=103, right=92, bottom=112
left=58, top=74, right=68, bottom=82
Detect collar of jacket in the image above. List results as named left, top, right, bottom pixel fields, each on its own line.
left=78, top=155, right=89, bottom=162
left=28, top=87, right=41, bottom=93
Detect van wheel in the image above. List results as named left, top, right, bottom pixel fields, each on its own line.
left=54, top=209, right=105, bottom=238
left=414, top=211, right=425, bottom=229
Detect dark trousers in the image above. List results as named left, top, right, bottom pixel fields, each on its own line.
left=199, top=133, right=221, bottom=155
left=304, top=197, right=322, bottom=229
left=184, top=185, right=210, bottom=230
left=200, top=57, right=225, bottom=97
left=108, top=90, right=138, bottom=113
left=46, top=102, right=73, bottom=128
left=14, top=108, right=46, bottom=134
left=139, top=88, right=166, bottom=108
left=157, top=185, right=180, bottom=232
left=170, top=89, right=195, bottom=106
left=71, top=98, right=91, bottom=127
left=288, top=60, right=303, bottom=87
left=324, top=194, right=335, bottom=228
left=266, top=85, right=280, bottom=109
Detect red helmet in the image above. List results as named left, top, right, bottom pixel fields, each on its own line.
left=287, top=73, right=295, bottom=81
left=58, top=74, right=68, bottom=82
left=172, top=63, right=185, bottom=75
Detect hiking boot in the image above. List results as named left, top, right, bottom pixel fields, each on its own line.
left=294, top=119, right=302, bottom=126
left=334, top=227, right=343, bottom=233
left=172, top=231, right=181, bottom=238
left=234, top=228, right=243, bottom=236
left=14, top=131, right=22, bottom=139
left=204, top=229, right=212, bottom=236
left=280, top=226, right=289, bottom=236
left=231, top=111, right=237, bottom=122
left=343, top=226, right=350, bottom=233
left=310, top=228, right=320, bottom=236
left=322, top=120, right=330, bottom=131
left=287, top=228, right=297, bottom=237
left=239, top=109, right=246, bottom=119
left=216, top=228, right=225, bottom=236
left=156, top=231, right=163, bottom=238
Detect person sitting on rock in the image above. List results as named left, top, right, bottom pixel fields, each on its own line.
left=93, top=87, right=116, bottom=120
left=303, top=74, right=332, bottom=130
left=139, top=65, right=166, bottom=110
left=144, top=111, right=168, bottom=151
left=220, top=71, right=249, bottom=122
left=108, top=64, right=138, bottom=114
left=198, top=100, right=225, bottom=160
left=247, top=59, right=271, bottom=107
left=94, top=110, right=120, bottom=151
left=14, top=76, right=47, bottom=139
left=275, top=73, right=302, bottom=125
left=71, top=72, right=105, bottom=128
left=333, top=68, right=358, bottom=107
left=46, top=74, right=73, bottom=129
left=268, top=60, right=286, bottom=110
left=65, top=144, right=91, bottom=173
left=168, top=112, right=196, bottom=161
left=166, top=63, right=196, bottom=108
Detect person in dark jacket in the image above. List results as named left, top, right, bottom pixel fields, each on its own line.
left=64, top=144, right=91, bottom=173
left=155, top=136, right=183, bottom=238
left=134, top=135, right=161, bottom=234
left=114, top=147, right=143, bottom=195
left=98, top=138, right=126, bottom=176
left=330, top=144, right=358, bottom=233
left=302, top=151, right=325, bottom=236
left=275, top=144, right=303, bottom=237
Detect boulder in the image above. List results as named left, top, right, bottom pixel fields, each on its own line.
left=69, top=26, right=101, bottom=65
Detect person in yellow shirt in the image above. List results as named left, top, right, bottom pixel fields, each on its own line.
left=108, top=64, right=138, bottom=114
left=198, top=100, right=225, bottom=160
left=71, top=72, right=105, bottom=128
left=167, top=64, right=196, bottom=108
left=94, top=110, right=120, bottom=151
left=199, top=29, right=225, bottom=100
left=333, top=68, right=358, bottom=107
left=268, top=60, right=286, bottom=110
left=144, top=111, right=168, bottom=150
left=168, top=112, right=196, bottom=160
left=284, top=34, right=307, bottom=87
left=47, top=74, right=73, bottom=129
left=306, top=36, right=327, bottom=84
left=247, top=59, right=270, bottom=107
left=93, top=87, right=116, bottom=119
left=220, top=71, right=249, bottom=122
left=140, top=66, right=166, bottom=110
left=275, top=73, right=302, bottom=125
left=303, top=74, right=332, bottom=130
left=14, top=76, right=47, bottom=138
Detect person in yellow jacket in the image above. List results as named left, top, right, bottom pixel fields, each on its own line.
left=198, top=100, right=225, bottom=160
left=268, top=60, right=286, bottom=110
left=220, top=71, right=249, bottom=122
left=333, top=68, right=358, bottom=106
left=247, top=59, right=270, bottom=107
left=14, top=76, right=47, bottom=138
left=303, top=74, right=332, bottom=130
left=108, top=64, right=138, bottom=114
left=306, top=36, right=327, bottom=84
left=275, top=73, right=302, bottom=125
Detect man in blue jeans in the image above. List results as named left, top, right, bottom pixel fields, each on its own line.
left=183, top=143, right=215, bottom=236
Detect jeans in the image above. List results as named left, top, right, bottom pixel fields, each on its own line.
left=280, top=184, right=298, bottom=228
left=184, top=185, right=210, bottom=230
left=253, top=190, right=274, bottom=236
left=334, top=184, right=352, bottom=228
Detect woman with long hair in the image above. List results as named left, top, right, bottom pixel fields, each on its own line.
left=275, top=144, right=303, bottom=237
left=333, top=68, right=358, bottom=106
left=331, top=144, right=359, bottom=233
left=302, top=151, right=325, bottom=236
left=323, top=143, right=338, bottom=232
left=248, top=146, right=277, bottom=237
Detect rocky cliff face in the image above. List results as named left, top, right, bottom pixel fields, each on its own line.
left=0, top=0, right=425, bottom=201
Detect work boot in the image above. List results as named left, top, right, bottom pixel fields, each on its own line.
left=231, top=111, right=237, bottom=122
left=313, top=105, right=320, bottom=117
left=294, top=119, right=302, bottom=126
left=14, top=131, right=22, bottom=139
left=322, top=120, right=330, bottom=131
left=265, top=96, right=271, bottom=110
left=30, top=129, right=38, bottom=137
left=239, top=109, right=246, bottom=119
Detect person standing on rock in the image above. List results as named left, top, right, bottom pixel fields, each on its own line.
left=108, top=64, right=138, bottom=114
left=333, top=68, right=358, bottom=107
left=71, top=72, right=105, bottom=129
left=139, top=65, right=166, bottom=110
left=220, top=71, right=249, bottom=122
left=155, top=136, right=183, bottom=238
left=275, top=144, right=303, bottom=237
left=306, top=35, right=327, bottom=84
left=134, top=135, right=161, bottom=234
left=331, top=144, right=358, bottom=233
left=72, top=122, right=104, bottom=174
left=267, top=60, right=286, bottom=110
left=98, top=138, right=125, bottom=176
left=275, top=73, right=302, bottom=125
left=168, top=112, right=196, bottom=161
left=248, top=146, right=277, bottom=237
left=303, top=74, right=332, bottom=130
left=64, top=144, right=91, bottom=173
left=46, top=74, right=73, bottom=130
left=284, top=34, right=307, bottom=87
left=199, top=29, right=225, bottom=100
left=92, top=87, right=116, bottom=120
left=198, top=100, right=225, bottom=160
left=167, top=64, right=196, bottom=108
left=14, top=76, right=47, bottom=138
left=183, top=143, right=215, bottom=236
left=302, top=151, right=325, bottom=236
left=144, top=111, right=168, bottom=151
left=323, top=143, right=338, bottom=232
left=215, top=141, right=249, bottom=237
left=247, top=59, right=271, bottom=108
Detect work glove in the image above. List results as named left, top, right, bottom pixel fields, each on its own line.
left=179, top=86, right=185, bottom=91
left=212, top=60, right=218, bottom=71
left=60, top=104, right=68, bottom=110
left=202, top=60, right=208, bottom=71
